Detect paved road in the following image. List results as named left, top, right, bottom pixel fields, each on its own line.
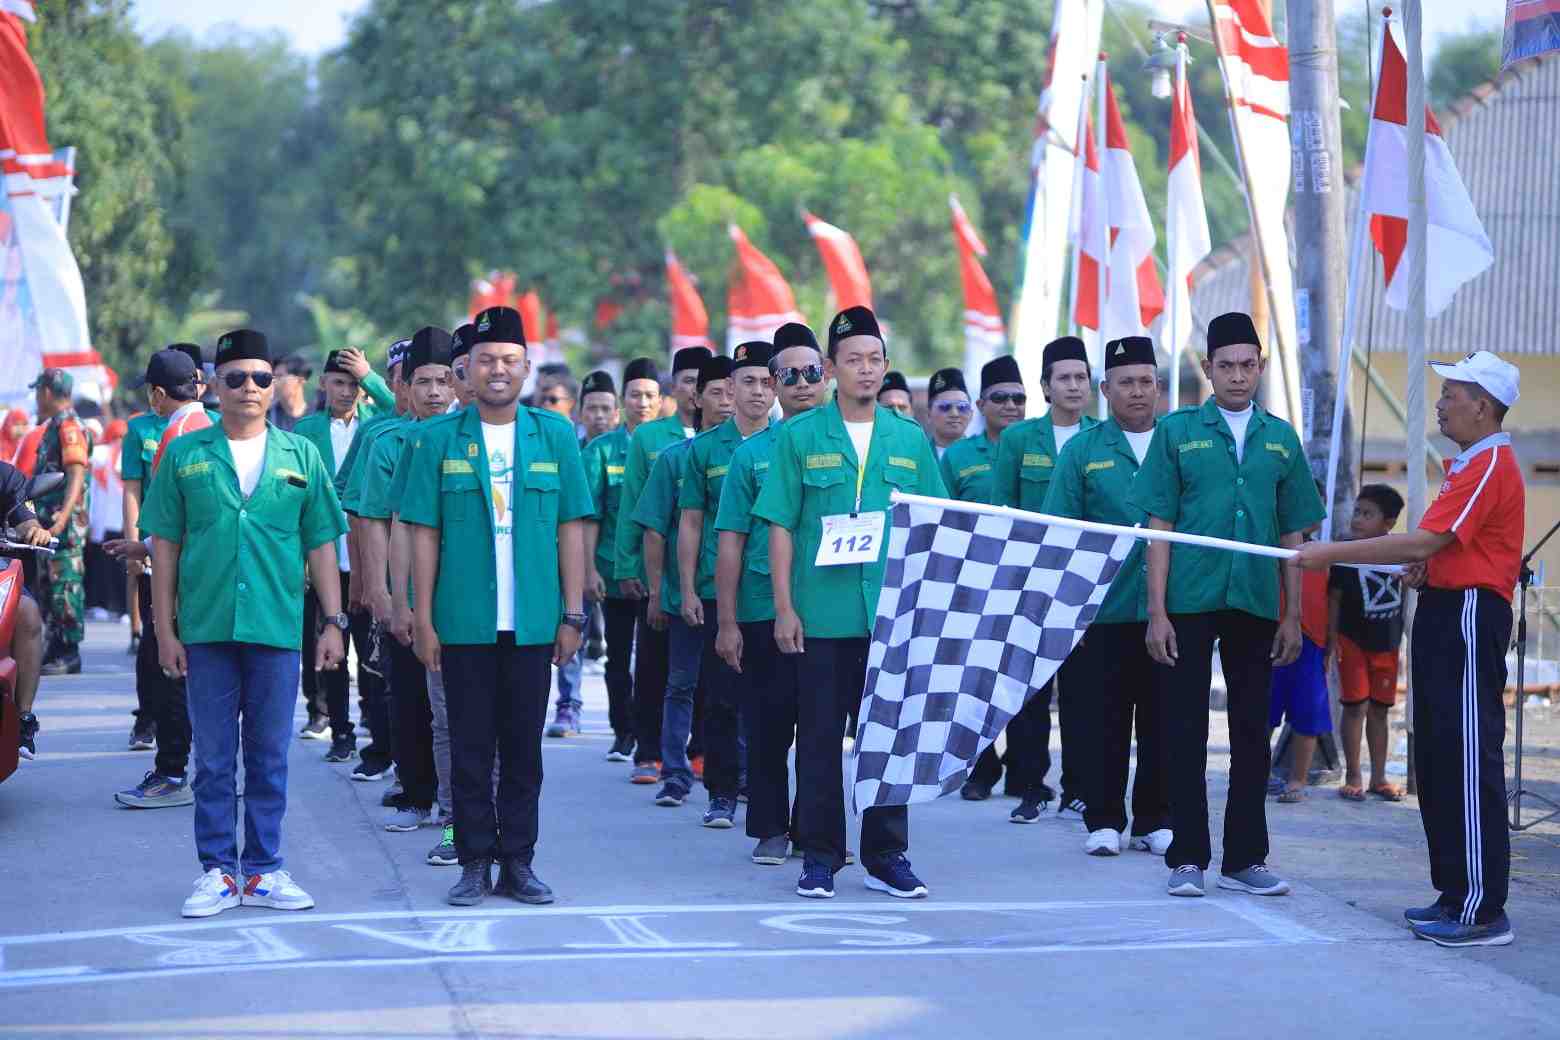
left=3, top=621, right=1559, bottom=1039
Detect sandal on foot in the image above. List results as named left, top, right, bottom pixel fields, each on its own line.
left=1277, top=787, right=1307, bottom=803
left=1369, top=782, right=1404, bottom=802
left=1338, top=784, right=1367, bottom=802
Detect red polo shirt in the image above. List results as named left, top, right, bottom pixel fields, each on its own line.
left=1419, top=433, right=1525, bottom=602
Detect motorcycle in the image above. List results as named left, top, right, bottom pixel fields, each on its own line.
left=0, top=472, right=62, bottom=785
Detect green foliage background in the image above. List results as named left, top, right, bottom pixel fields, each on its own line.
left=24, top=0, right=1503, bottom=381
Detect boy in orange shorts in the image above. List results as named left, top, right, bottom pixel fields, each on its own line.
left=1327, top=485, right=1406, bottom=801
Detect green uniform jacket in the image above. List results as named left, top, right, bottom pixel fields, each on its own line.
left=333, top=410, right=400, bottom=501
left=714, top=424, right=780, bottom=624
left=992, top=413, right=1099, bottom=511
left=358, top=421, right=426, bottom=521
left=1041, top=418, right=1153, bottom=624
left=341, top=417, right=406, bottom=515
left=630, top=438, right=693, bottom=617
left=938, top=432, right=1001, bottom=504
left=752, top=400, right=947, bottom=640
left=613, top=415, right=694, bottom=585
left=398, top=406, right=593, bottom=646
left=1128, top=399, right=1325, bottom=621
left=120, top=412, right=168, bottom=483
left=139, top=424, right=347, bottom=650
left=679, top=417, right=773, bottom=603
left=581, top=426, right=630, bottom=581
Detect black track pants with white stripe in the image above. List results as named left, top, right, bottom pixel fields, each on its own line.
left=1411, top=587, right=1513, bottom=925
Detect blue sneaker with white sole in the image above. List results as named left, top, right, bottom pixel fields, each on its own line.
left=864, top=854, right=928, bottom=898
left=796, top=860, right=835, bottom=898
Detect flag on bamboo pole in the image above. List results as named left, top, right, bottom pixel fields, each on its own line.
left=0, top=3, right=103, bottom=402
left=1208, top=0, right=1301, bottom=419
left=516, top=290, right=544, bottom=346
left=1165, top=39, right=1212, bottom=365
left=726, top=224, right=803, bottom=352
left=1072, top=67, right=1163, bottom=343
left=949, top=195, right=1005, bottom=375
left=803, top=211, right=873, bottom=310
left=1365, top=21, right=1494, bottom=317
left=1014, top=0, right=1104, bottom=367
left=1504, top=0, right=1560, bottom=67
left=665, top=250, right=709, bottom=350
left=468, top=271, right=516, bottom=316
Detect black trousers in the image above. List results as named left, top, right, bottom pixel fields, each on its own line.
left=136, top=574, right=191, bottom=778
left=300, top=570, right=371, bottom=740
left=632, top=600, right=670, bottom=766
left=744, top=620, right=799, bottom=841
left=602, top=596, right=637, bottom=739
left=441, top=636, right=551, bottom=864
left=1412, top=588, right=1512, bottom=924
left=1157, top=609, right=1276, bottom=873
left=357, top=620, right=395, bottom=771
left=970, top=678, right=1058, bottom=798
left=389, top=635, right=435, bottom=809
left=697, top=599, right=743, bottom=799
left=85, top=535, right=127, bottom=615
left=794, top=637, right=907, bottom=872
left=1075, top=622, right=1169, bottom=836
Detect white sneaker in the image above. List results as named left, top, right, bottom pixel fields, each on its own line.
left=1129, top=829, right=1174, bottom=856
left=1084, top=828, right=1122, bottom=856
left=240, top=870, right=315, bottom=911
left=182, top=868, right=240, bottom=918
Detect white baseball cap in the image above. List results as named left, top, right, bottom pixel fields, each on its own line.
left=1429, top=351, right=1520, bottom=407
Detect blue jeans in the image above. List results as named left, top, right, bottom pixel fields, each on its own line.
left=186, top=642, right=301, bottom=877
left=554, top=603, right=596, bottom=711
left=660, top=615, right=704, bottom=789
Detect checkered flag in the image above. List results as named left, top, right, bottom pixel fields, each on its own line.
left=853, top=498, right=1135, bottom=810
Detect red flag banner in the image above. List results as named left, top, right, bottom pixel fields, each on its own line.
left=726, top=224, right=803, bottom=352
left=1505, top=0, right=1560, bottom=66
left=802, top=211, right=873, bottom=311
left=949, top=195, right=1004, bottom=373
left=665, top=250, right=709, bottom=350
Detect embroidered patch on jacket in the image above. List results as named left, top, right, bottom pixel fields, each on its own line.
left=1021, top=453, right=1053, bottom=468
left=177, top=461, right=211, bottom=478
left=887, top=456, right=918, bottom=470
left=1085, top=460, right=1115, bottom=473
left=958, top=463, right=991, bottom=478
left=442, top=459, right=475, bottom=475
left=1178, top=439, right=1213, bottom=453
left=529, top=461, right=559, bottom=474
left=806, top=453, right=843, bottom=469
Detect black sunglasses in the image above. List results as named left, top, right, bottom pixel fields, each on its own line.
left=986, top=391, right=1027, bottom=406
left=775, top=363, right=824, bottom=387
left=223, top=370, right=275, bottom=390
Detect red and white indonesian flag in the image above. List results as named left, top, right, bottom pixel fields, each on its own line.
left=665, top=250, right=710, bottom=350
left=468, top=270, right=517, bottom=316
left=803, top=211, right=873, bottom=311
left=1165, top=43, right=1211, bottom=362
left=726, top=224, right=803, bottom=352
left=1072, top=65, right=1164, bottom=348
left=950, top=194, right=1005, bottom=373
left=1364, top=21, right=1493, bottom=316
left=0, top=3, right=103, bottom=402
left=1209, top=0, right=1299, bottom=407
left=1014, top=0, right=1103, bottom=369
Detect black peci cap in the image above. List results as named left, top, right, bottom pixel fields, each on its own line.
left=980, top=356, right=1023, bottom=394
left=731, top=341, right=775, bottom=371
left=581, top=370, right=616, bottom=397
left=928, top=367, right=968, bottom=399
left=827, top=306, right=883, bottom=354
left=1105, top=335, right=1157, bottom=370
left=696, top=354, right=735, bottom=392
left=672, top=345, right=713, bottom=374
left=624, top=357, right=660, bottom=384
left=214, top=329, right=271, bottom=367
left=1041, top=336, right=1089, bottom=370
left=404, top=326, right=454, bottom=376
left=877, top=370, right=910, bottom=398
left=472, top=306, right=527, bottom=348
left=1207, top=311, right=1262, bottom=357
left=773, top=322, right=820, bottom=353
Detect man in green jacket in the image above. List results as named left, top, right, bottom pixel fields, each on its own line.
left=1130, top=312, right=1324, bottom=899
left=614, top=345, right=711, bottom=782
left=986, top=337, right=1098, bottom=822
left=291, top=347, right=395, bottom=750
left=754, top=306, right=947, bottom=901
left=1043, top=335, right=1170, bottom=858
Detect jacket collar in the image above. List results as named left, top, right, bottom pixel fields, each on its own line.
left=1199, top=396, right=1268, bottom=442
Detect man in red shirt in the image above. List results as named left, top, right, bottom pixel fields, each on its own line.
left=1299, top=351, right=1524, bottom=948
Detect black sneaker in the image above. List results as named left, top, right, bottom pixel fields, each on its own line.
left=752, top=835, right=790, bottom=865
left=702, top=797, right=737, bottom=828
left=40, top=647, right=80, bottom=676
left=605, top=734, right=634, bottom=763
left=299, top=717, right=331, bottom=741
left=864, top=854, right=929, bottom=899
left=380, top=781, right=405, bottom=807
left=654, top=782, right=688, bottom=807
left=324, top=735, right=356, bottom=762
left=129, top=720, right=156, bottom=751
left=446, top=859, right=493, bottom=906
left=352, top=760, right=393, bottom=782
left=18, top=713, right=38, bottom=761
left=1412, top=912, right=1514, bottom=948
left=1056, top=795, right=1087, bottom=821
left=495, top=859, right=555, bottom=904
left=960, top=779, right=993, bottom=801
left=797, top=859, right=835, bottom=899
left=1010, top=794, right=1051, bottom=823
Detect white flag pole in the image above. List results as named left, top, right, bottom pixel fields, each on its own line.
left=1066, top=73, right=1090, bottom=342
left=1094, top=54, right=1110, bottom=419
left=1167, top=40, right=1188, bottom=414
left=1320, top=11, right=1389, bottom=542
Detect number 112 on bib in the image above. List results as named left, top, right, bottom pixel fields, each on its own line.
left=815, top=512, right=886, bottom=567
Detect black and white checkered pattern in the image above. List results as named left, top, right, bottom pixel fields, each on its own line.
left=853, top=500, right=1135, bottom=810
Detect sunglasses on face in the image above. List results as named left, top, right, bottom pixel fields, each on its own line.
left=223, top=370, right=274, bottom=390
left=986, top=391, right=1027, bottom=406
left=775, top=364, right=825, bottom=387
left=934, top=401, right=972, bottom=415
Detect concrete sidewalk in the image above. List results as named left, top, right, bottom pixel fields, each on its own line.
left=2, top=620, right=1559, bottom=1039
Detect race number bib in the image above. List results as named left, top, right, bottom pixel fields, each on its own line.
left=815, top=512, right=886, bottom=567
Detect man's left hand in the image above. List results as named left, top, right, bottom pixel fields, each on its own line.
left=553, top=623, right=582, bottom=668
left=316, top=626, right=345, bottom=671
left=1272, top=615, right=1303, bottom=667
left=1293, top=542, right=1331, bottom=571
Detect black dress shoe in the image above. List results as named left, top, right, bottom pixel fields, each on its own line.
left=496, top=858, right=555, bottom=904
left=960, top=780, right=993, bottom=801
left=446, top=859, right=493, bottom=906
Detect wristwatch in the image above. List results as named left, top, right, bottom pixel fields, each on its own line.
left=561, top=611, right=588, bottom=634
left=324, top=612, right=351, bottom=633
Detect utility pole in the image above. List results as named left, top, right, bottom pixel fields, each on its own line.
left=1287, top=0, right=1353, bottom=517
left=1402, top=0, right=1429, bottom=796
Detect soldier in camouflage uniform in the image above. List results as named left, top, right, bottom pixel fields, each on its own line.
left=30, top=369, right=92, bottom=675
